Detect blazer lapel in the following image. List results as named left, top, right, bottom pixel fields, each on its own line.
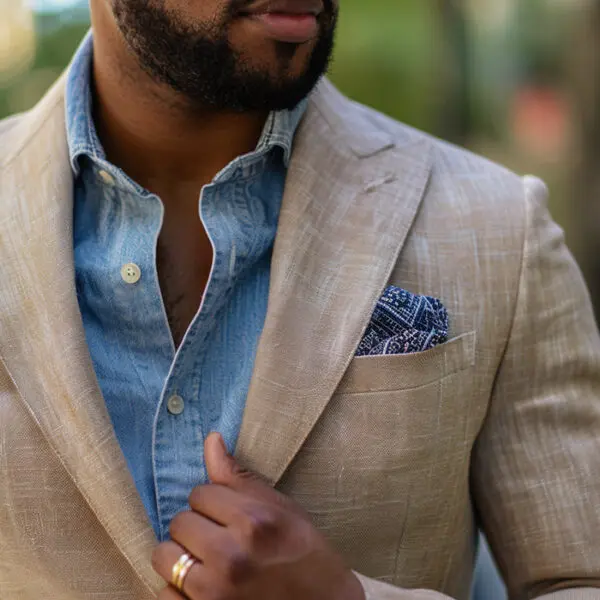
left=236, top=81, right=434, bottom=485
left=0, top=77, right=162, bottom=594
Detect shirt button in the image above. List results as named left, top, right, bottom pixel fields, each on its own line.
left=121, top=263, right=141, bottom=284
left=167, top=395, right=185, bottom=415
left=98, top=169, right=115, bottom=186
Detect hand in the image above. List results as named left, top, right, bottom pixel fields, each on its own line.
left=152, top=432, right=365, bottom=600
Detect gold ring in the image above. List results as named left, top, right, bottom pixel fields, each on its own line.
left=171, top=552, right=197, bottom=591
left=176, top=556, right=197, bottom=591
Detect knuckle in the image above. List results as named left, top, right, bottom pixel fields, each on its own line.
left=188, top=484, right=208, bottom=509
left=233, top=465, right=255, bottom=480
left=223, top=548, right=255, bottom=584
left=168, top=511, right=192, bottom=540
left=151, top=544, right=168, bottom=572
left=241, top=505, right=280, bottom=548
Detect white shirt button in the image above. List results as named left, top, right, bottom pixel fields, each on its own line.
left=167, top=395, right=185, bottom=415
left=98, top=169, right=115, bottom=186
left=121, top=263, right=141, bottom=284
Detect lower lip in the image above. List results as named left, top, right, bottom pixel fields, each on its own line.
left=249, top=13, right=319, bottom=44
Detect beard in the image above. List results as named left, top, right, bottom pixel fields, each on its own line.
left=111, top=0, right=337, bottom=112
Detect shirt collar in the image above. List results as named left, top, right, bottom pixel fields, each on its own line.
left=65, top=32, right=307, bottom=177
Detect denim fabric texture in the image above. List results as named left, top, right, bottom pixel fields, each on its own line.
left=356, top=286, right=449, bottom=356
left=67, top=33, right=306, bottom=541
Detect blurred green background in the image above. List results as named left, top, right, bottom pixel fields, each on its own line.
left=2, top=0, right=600, bottom=317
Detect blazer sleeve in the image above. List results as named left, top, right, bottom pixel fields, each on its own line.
left=470, top=176, right=600, bottom=598
left=352, top=177, right=600, bottom=599
left=356, top=574, right=600, bottom=600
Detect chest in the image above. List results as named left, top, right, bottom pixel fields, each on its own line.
left=157, top=209, right=213, bottom=347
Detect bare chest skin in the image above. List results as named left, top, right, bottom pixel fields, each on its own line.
left=157, top=199, right=214, bottom=349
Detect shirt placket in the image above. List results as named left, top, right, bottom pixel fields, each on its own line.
left=153, top=171, right=249, bottom=540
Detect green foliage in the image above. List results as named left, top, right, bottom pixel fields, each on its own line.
left=0, top=11, right=89, bottom=117
left=329, top=1, right=441, bottom=133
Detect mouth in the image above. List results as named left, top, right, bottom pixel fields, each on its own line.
left=238, top=0, right=324, bottom=44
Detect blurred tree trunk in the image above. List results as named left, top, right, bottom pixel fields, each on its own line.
left=436, top=0, right=471, bottom=146
left=570, top=0, right=600, bottom=323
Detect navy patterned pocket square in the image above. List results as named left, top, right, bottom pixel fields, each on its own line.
left=356, top=286, right=449, bottom=357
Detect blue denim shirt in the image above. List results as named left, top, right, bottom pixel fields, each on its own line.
left=66, top=33, right=306, bottom=541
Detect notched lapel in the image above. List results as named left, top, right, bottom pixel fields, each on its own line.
left=0, top=77, right=162, bottom=594
left=236, top=82, right=434, bottom=485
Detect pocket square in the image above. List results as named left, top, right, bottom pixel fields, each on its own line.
left=356, top=286, right=449, bottom=357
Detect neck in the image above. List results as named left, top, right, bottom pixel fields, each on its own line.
left=90, top=11, right=268, bottom=195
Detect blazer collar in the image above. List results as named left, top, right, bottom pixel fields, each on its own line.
left=0, top=74, right=432, bottom=593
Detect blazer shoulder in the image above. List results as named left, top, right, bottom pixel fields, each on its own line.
left=0, top=113, right=24, bottom=137
left=351, top=100, right=530, bottom=215
left=0, top=113, right=26, bottom=167
left=355, top=100, right=523, bottom=181
left=0, top=74, right=66, bottom=171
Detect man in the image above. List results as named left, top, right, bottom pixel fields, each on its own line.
left=0, top=0, right=599, bottom=599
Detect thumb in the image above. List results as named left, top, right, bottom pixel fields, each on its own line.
left=205, top=434, right=304, bottom=518
left=205, top=432, right=266, bottom=493
left=205, top=432, right=239, bottom=485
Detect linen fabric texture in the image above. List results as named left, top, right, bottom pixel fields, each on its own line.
left=0, top=61, right=600, bottom=600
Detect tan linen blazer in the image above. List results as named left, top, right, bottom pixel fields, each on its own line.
left=0, top=72, right=600, bottom=600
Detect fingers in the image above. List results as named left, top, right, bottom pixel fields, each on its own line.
left=169, top=510, right=258, bottom=585
left=188, top=484, right=249, bottom=527
left=152, top=540, right=205, bottom=600
left=188, top=484, right=285, bottom=557
left=153, top=525, right=255, bottom=600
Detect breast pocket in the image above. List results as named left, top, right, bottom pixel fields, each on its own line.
left=280, top=331, right=480, bottom=578
left=337, top=331, right=477, bottom=394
